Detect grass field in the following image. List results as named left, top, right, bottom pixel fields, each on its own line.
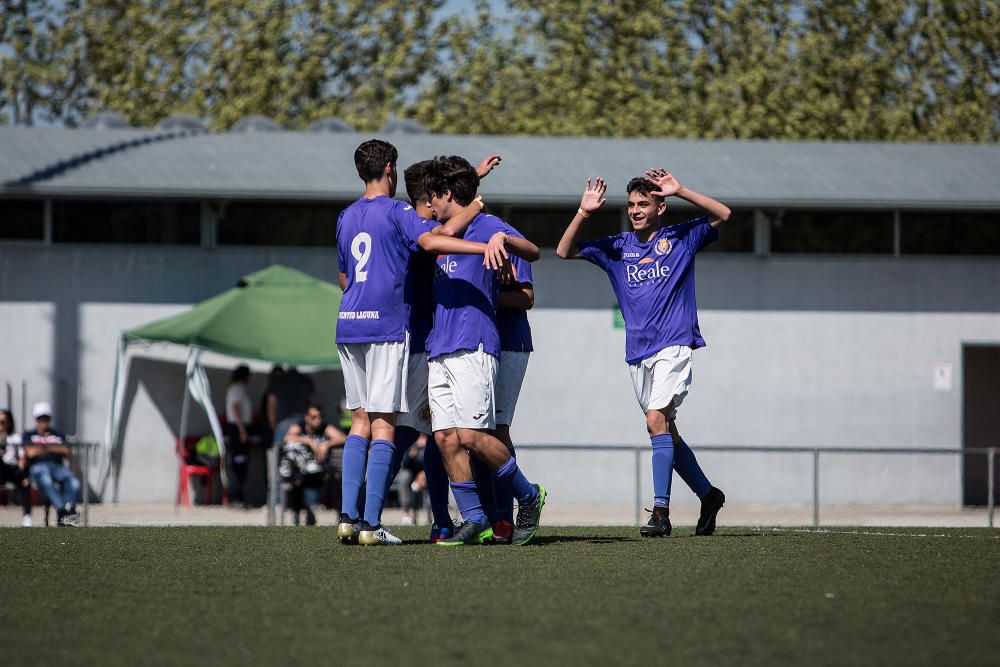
left=3, top=525, right=998, bottom=666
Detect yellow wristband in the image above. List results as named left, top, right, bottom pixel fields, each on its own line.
left=577, top=208, right=590, bottom=218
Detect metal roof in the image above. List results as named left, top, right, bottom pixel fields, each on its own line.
left=1, top=127, right=998, bottom=209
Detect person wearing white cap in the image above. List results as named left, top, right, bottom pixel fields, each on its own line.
left=22, top=401, right=81, bottom=527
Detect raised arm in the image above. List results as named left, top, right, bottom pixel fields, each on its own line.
left=644, top=169, right=731, bottom=228
left=556, top=177, right=607, bottom=259
left=476, top=154, right=502, bottom=178
left=418, top=233, right=488, bottom=258
left=483, top=232, right=540, bottom=269
left=431, top=196, right=485, bottom=237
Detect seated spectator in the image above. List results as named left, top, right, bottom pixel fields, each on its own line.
left=224, top=364, right=253, bottom=506
left=1, top=410, right=32, bottom=527
left=22, top=402, right=80, bottom=527
left=281, top=404, right=344, bottom=525
left=395, top=433, right=428, bottom=526
left=268, top=366, right=314, bottom=444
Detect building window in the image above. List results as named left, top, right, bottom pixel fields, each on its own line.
left=688, top=208, right=753, bottom=253
left=0, top=200, right=44, bottom=240
left=218, top=203, right=341, bottom=246
left=900, top=212, right=1000, bottom=255
left=52, top=201, right=200, bottom=244
left=770, top=210, right=894, bottom=254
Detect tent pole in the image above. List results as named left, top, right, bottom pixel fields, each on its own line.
left=177, top=352, right=193, bottom=507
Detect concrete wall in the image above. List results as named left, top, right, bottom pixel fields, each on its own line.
left=2, top=245, right=999, bottom=505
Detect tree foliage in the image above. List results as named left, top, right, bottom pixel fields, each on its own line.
left=0, top=0, right=996, bottom=140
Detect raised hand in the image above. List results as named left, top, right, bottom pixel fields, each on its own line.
left=644, top=168, right=682, bottom=197
left=483, top=231, right=510, bottom=270
left=580, top=177, right=607, bottom=213
left=476, top=154, right=502, bottom=178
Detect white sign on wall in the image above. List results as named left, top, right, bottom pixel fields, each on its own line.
left=933, top=363, right=953, bottom=392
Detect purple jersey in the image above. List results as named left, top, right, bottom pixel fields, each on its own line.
left=578, top=216, right=717, bottom=365
left=404, top=252, right=437, bottom=355
left=497, top=252, right=533, bottom=352
left=426, top=212, right=519, bottom=359
left=336, top=195, right=440, bottom=344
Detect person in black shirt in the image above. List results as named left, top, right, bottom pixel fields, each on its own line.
left=0, top=410, right=32, bottom=527
left=281, top=404, right=345, bottom=525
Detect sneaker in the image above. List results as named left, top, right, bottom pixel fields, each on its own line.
left=492, top=520, right=514, bottom=545
left=429, top=523, right=454, bottom=543
left=57, top=511, right=80, bottom=527
left=337, top=513, right=360, bottom=544
left=512, top=484, right=547, bottom=546
left=357, top=522, right=402, bottom=546
left=22, top=515, right=32, bottom=528
left=696, top=487, right=726, bottom=536
left=639, top=506, right=671, bottom=538
left=436, top=520, right=494, bottom=546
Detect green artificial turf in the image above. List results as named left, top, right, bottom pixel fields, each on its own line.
left=2, top=526, right=998, bottom=666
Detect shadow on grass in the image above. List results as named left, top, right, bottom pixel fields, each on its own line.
left=526, top=534, right=635, bottom=546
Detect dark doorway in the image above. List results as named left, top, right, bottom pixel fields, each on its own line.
left=962, top=345, right=1000, bottom=505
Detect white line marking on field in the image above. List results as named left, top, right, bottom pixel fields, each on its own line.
left=762, top=527, right=1000, bottom=540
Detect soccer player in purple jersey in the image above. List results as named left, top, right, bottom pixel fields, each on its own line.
left=556, top=169, right=730, bottom=537
left=399, top=155, right=502, bottom=544
left=335, top=139, right=497, bottom=546
left=422, top=156, right=548, bottom=547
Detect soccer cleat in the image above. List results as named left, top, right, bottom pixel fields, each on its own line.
left=492, top=520, right=514, bottom=545
left=436, top=520, right=494, bottom=546
left=337, top=513, right=361, bottom=544
left=22, top=515, right=32, bottom=528
left=696, top=487, right=726, bottom=536
left=512, top=484, right=546, bottom=546
left=358, top=522, right=403, bottom=546
left=57, top=511, right=80, bottom=527
left=640, top=506, right=672, bottom=538
left=429, top=523, right=455, bottom=543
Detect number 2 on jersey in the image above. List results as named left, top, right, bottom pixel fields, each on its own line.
left=351, top=232, right=372, bottom=282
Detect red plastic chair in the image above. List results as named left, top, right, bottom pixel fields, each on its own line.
left=175, top=436, right=227, bottom=507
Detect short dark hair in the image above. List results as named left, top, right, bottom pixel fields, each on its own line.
left=626, top=177, right=663, bottom=204
left=423, top=156, right=479, bottom=207
left=0, top=409, right=14, bottom=434
left=403, top=160, right=434, bottom=203
left=230, top=364, right=250, bottom=384
left=354, top=139, right=398, bottom=182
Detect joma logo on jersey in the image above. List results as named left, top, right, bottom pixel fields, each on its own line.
left=626, top=259, right=670, bottom=284
left=623, top=252, right=641, bottom=259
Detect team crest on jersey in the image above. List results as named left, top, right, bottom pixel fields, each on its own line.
left=655, top=238, right=672, bottom=256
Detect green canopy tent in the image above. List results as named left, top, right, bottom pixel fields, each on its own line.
left=101, top=265, right=342, bottom=503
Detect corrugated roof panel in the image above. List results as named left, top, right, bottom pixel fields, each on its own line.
left=1, top=128, right=997, bottom=209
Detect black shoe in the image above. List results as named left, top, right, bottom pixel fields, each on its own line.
left=639, top=506, right=671, bottom=537
left=292, top=511, right=301, bottom=526
left=696, top=487, right=725, bottom=536
left=512, top=484, right=547, bottom=546
left=305, top=508, right=317, bottom=526
left=436, top=519, right=494, bottom=546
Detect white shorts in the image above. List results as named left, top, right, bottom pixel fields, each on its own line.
left=495, top=351, right=530, bottom=427
left=428, top=346, right=497, bottom=432
left=337, top=334, right=409, bottom=413
left=629, top=345, right=693, bottom=419
left=396, top=352, right=431, bottom=434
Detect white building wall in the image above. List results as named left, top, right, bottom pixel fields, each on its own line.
left=2, top=247, right=999, bottom=505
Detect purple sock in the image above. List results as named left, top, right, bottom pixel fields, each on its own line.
left=341, top=434, right=369, bottom=519
left=495, top=456, right=537, bottom=506
left=450, top=480, right=487, bottom=524
left=494, top=450, right=515, bottom=523
left=651, top=434, right=675, bottom=507
left=384, top=426, right=421, bottom=496
left=362, top=439, right=395, bottom=527
left=423, top=438, right=453, bottom=528
left=674, top=438, right=712, bottom=498
left=471, top=456, right=498, bottom=524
